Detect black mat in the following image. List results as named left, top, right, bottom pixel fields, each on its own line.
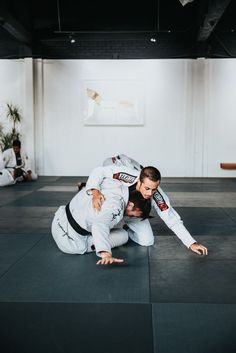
left=152, top=303, right=236, bottom=353
left=0, top=237, right=150, bottom=303
left=0, top=302, right=153, bottom=353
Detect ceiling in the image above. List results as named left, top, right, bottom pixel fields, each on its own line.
left=0, top=0, right=236, bottom=59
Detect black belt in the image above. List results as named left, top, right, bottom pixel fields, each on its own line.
left=65, top=203, right=91, bottom=236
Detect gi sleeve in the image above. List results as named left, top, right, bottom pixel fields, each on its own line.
left=1, top=150, right=10, bottom=168
left=91, top=196, right=125, bottom=256
left=118, top=154, right=143, bottom=170
left=86, top=166, right=113, bottom=193
left=0, top=154, right=4, bottom=170
left=152, top=187, right=196, bottom=248
left=86, top=165, right=139, bottom=194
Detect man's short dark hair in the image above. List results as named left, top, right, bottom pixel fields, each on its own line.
left=140, top=166, right=161, bottom=183
left=129, top=190, right=151, bottom=220
left=12, top=139, right=21, bottom=148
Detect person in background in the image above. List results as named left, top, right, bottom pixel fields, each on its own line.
left=0, top=139, right=37, bottom=183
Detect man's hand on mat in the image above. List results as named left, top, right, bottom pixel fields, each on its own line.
left=190, top=242, right=208, bottom=255
left=92, top=189, right=105, bottom=211
left=97, top=252, right=124, bottom=265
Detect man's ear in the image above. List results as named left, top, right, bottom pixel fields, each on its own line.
left=127, top=201, right=134, bottom=210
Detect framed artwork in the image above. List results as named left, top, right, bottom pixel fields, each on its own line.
left=82, top=80, right=144, bottom=126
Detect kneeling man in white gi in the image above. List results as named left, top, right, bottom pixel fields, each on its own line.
left=86, top=154, right=208, bottom=256
left=51, top=186, right=151, bottom=265
left=0, top=139, right=37, bottom=184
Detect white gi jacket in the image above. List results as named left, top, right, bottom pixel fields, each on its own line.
left=1, top=147, right=37, bottom=181
left=53, top=187, right=127, bottom=256
left=86, top=162, right=196, bottom=248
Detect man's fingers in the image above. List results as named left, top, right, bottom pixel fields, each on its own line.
left=96, top=257, right=124, bottom=265
left=190, top=243, right=208, bottom=256
left=196, top=245, right=208, bottom=255
left=93, top=196, right=105, bottom=211
left=113, top=258, right=124, bottom=263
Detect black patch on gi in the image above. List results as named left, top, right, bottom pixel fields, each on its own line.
left=153, top=190, right=169, bottom=211
left=113, top=172, right=136, bottom=184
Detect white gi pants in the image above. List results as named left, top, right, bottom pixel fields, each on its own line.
left=125, top=217, right=155, bottom=246
left=0, top=169, right=15, bottom=187
left=51, top=206, right=129, bottom=255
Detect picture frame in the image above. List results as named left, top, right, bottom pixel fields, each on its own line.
left=82, top=79, right=144, bottom=126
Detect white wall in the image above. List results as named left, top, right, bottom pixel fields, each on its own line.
left=204, top=60, right=236, bottom=177
left=1, top=58, right=236, bottom=177
left=36, top=59, right=192, bottom=176
left=0, top=59, right=36, bottom=170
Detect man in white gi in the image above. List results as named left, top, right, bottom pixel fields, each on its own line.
left=0, top=139, right=37, bottom=184
left=51, top=186, right=151, bottom=265
left=0, top=166, right=30, bottom=187
left=0, top=168, right=15, bottom=187
left=86, top=154, right=208, bottom=256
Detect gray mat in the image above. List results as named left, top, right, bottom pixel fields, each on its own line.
left=0, top=190, right=33, bottom=206
left=153, top=303, right=236, bottom=353
left=150, top=258, right=236, bottom=303
left=6, top=191, right=75, bottom=207
left=0, top=218, right=52, bottom=234
left=175, top=207, right=236, bottom=235
left=0, top=206, right=56, bottom=218
left=57, top=176, right=87, bottom=184
left=0, top=237, right=150, bottom=303
left=38, top=186, right=78, bottom=192
left=150, top=236, right=236, bottom=303
left=150, top=235, right=236, bottom=260
left=0, top=234, right=44, bottom=277
left=223, top=208, right=236, bottom=222
left=167, top=191, right=236, bottom=207
left=161, top=182, right=236, bottom=192
left=149, top=206, right=236, bottom=236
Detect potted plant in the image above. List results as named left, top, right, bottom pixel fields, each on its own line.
left=0, top=103, right=22, bottom=151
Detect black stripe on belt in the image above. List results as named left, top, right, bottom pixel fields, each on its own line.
left=65, top=203, right=91, bottom=236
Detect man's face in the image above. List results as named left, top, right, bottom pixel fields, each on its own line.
left=124, top=202, right=143, bottom=218
left=137, top=177, right=160, bottom=199
left=13, top=146, right=21, bottom=153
